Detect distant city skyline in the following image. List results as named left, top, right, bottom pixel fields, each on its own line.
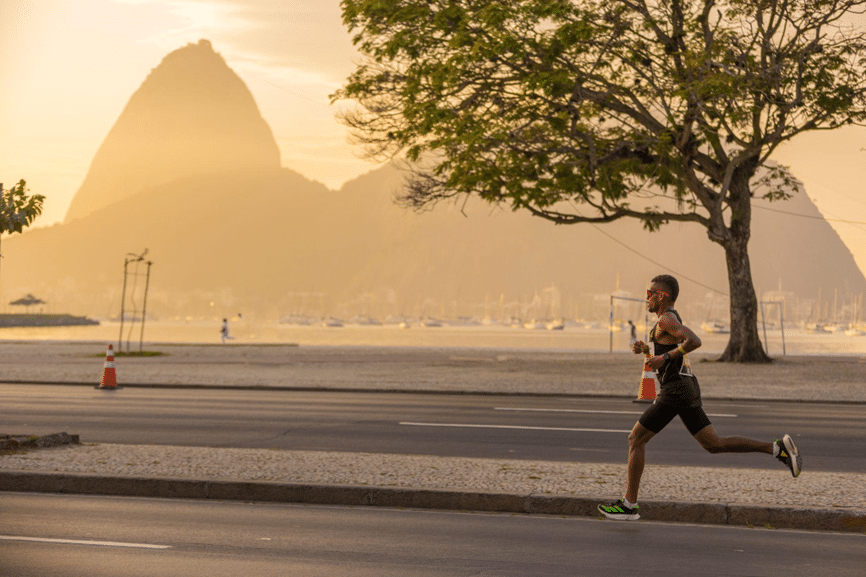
left=1, top=0, right=864, bottom=278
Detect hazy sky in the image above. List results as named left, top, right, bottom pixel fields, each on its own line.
left=0, top=0, right=375, bottom=225
left=0, top=0, right=864, bottom=277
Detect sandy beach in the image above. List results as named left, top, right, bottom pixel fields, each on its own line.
left=1, top=341, right=864, bottom=402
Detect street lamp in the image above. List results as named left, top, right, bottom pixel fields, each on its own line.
left=118, top=249, right=153, bottom=352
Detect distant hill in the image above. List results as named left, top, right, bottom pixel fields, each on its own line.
left=63, top=39, right=280, bottom=224
left=5, top=162, right=864, bottom=323
left=4, top=40, right=863, bottom=324
left=333, top=164, right=866, bottom=322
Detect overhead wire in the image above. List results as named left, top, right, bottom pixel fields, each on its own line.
left=587, top=222, right=730, bottom=296
left=569, top=180, right=866, bottom=297
left=752, top=203, right=866, bottom=227
left=564, top=200, right=729, bottom=296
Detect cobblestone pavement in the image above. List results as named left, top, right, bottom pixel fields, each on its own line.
left=2, top=443, right=863, bottom=512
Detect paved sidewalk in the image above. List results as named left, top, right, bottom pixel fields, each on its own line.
left=2, top=343, right=865, bottom=532
left=2, top=443, right=864, bottom=533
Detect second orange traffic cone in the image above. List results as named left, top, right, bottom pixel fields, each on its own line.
left=96, top=344, right=120, bottom=390
left=634, top=355, right=657, bottom=403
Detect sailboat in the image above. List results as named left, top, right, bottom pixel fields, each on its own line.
left=844, top=326, right=866, bottom=337
left=701, top=296, right=730, bottom=333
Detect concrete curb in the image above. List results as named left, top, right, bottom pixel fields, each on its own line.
left=2, top=471, right=863, bottom=534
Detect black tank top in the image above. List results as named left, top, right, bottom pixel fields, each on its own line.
left=649, top=309, right=693, bottom=384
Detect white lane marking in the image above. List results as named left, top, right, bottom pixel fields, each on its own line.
left=495, top=407, right=738, bottom=418
left=0, top=535, right=171, bottom=550
left=706, top=403, right=768, bottom=408
left=400, top=422, right=631, bottom=433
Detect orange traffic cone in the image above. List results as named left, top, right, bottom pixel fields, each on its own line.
left=95, top=344, right=120, bottom=390
left=634, top=356, right=657, bottom=403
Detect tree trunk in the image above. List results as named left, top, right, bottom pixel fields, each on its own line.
left=718, top=223, right=772, bottom=363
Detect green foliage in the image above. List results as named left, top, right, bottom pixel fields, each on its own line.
left=0, top=180, right=45, bottom=303
left=334, top=0, right=866, bottom=234
left=1, top=180, right=44, bottom=235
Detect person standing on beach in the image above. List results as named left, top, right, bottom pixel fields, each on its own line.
left=598, top=274, right=802, bottom=521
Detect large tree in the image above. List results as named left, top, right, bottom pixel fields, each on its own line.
left=333, top=0, right=866, bottom=362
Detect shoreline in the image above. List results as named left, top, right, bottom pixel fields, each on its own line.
left=1, top=334, right=865, bottom=357
left=0, top=317, right=865, bottom=356
left=0, top=313, right=98, bottom=327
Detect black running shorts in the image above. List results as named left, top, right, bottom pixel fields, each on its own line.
left=638, top=375, right=712, bottom=435
left=638, top=401, right=712, bottom=435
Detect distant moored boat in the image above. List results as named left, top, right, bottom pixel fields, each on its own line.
left=701, top=321, right=730, bottom=334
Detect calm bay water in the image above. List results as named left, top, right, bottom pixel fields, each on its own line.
left=1, top=320, right=864, bottom=356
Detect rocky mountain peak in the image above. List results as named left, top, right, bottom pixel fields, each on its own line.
left=63, top=39, right=281, bottom=223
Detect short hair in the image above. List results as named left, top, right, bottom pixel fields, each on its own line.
left=651, top=274, right=679, bottom=302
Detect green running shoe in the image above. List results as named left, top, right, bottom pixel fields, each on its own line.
left=598, top=498, right=640, bottom=521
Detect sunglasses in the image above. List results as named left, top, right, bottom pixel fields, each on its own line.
left=647, top=289, right=670, bottom=299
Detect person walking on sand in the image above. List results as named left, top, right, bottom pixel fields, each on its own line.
left=220, top=318, right=234, bottom=344
left=627, top=319, right=637, bottom=349
left=598, top=274, right=802, bottom=521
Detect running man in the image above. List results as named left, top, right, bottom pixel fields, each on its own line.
left=598, top=274, right=802, bottom=521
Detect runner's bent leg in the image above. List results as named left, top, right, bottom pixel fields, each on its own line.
left=625, top=422, right=655, bottom=503
left=693, top=425, right=773, bottom=454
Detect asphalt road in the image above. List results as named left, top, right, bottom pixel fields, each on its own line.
left=2, top=385, right=862, bottom=472
left=2, top=493, right=864, bottom=577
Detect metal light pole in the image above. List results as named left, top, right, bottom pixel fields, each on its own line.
left=118, top=249, right=149, bottom=353
left=759, top=301, right=786, bottom=357
left=139, top=260, right=152, bottom=352
left=609, top=295, right=649, bottom=353
left=118, top=258, right=129, bottom=351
